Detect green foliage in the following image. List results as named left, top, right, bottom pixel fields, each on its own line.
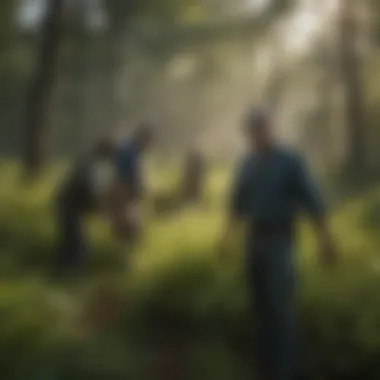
left=1, top=163, right=380, bottom=378
left=104, top=0, right=296, bottom=30
left=370, top=0, right=380, bottom=44
left=0, top=0, right=16, bottom=51
left=104, top=0, right=207, bottom=30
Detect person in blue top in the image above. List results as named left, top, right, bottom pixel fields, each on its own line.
left=111, top=124, right=154, bottom=244
left=77, top=126, right=154, bottom=335
left=218, top=109, right=338, bottom=380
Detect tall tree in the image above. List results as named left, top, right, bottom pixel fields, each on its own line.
left=311, top=36, right=339, bottom=168
left=102, top=0, right=295, bottom=136
left=338, top=0, right=367, bottom=178
left=101, top=0, right=208, bottom=135
left=0, top=0, right=16, bottom=52
left=369, top=0, right=380, bottom=44
left=262, top=29, right=287, bottom=113
left=23, top=0, right=67, bottom=178
left=69, top=0, right=98, bottom=151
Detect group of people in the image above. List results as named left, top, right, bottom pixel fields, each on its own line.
left=54, top=109, right=338, bottom=380
left=55, top=125, right=206, bottom=277
left=55, top=125, right=153, bottom=275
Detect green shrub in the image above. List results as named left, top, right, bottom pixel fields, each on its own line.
left=0, top=165, right=379, bottom=379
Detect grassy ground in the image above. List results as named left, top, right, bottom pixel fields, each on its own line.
left=0, top=161, right=380, bottom=379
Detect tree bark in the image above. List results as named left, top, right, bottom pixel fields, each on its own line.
left=314, top=41, right=337, bottom=168
left=263, top=32, right=285, bottom=114
left=23, top=0, right=67, bottom=178
left=339, top=0, right=367, bottom=178
left=73, top=1, right=95, bottom=153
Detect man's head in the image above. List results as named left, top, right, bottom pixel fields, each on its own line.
left=134, top=123, right=155, bottom=150
left=93, top=137, right=115, bottom=159
left=188, top=144, right=202, bottom=157
left=242, top=109, right=274, bottom=152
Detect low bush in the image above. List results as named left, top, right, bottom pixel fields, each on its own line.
left=0, top=166, right=380, bottom=379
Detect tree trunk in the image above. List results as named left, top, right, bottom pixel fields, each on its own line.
left=23, top=0, right=67, bottom=178
left=339, top=0, right=367, bottom=178
left=73, top=5, right=94, bottom=153
left=263, top=33, right=285, bottom=114
left=314, top=41, right=337, bottom=168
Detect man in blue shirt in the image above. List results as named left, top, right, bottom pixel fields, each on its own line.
left=219, top=110, right=338, bottom=380
left=111, top=124, right=154, bottom=244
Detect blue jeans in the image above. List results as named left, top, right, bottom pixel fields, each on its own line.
left=246, top=237, right=301, bottom=380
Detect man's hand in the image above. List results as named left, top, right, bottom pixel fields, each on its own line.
left=312, top=217, right=338, bottom=269
left=217, top=217, right=239, bottom=261
left=112, top=203, right=142, bottom=240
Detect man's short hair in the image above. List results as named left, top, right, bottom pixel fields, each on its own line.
left=135, top=123, right=155, bottom=139
left=244, top=108, right=271, bottom=131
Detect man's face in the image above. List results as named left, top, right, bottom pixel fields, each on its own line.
left=245, top=121, right=272, bottom=150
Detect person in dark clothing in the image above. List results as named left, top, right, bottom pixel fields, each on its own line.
left=218, top=109, right=338, bottom=380
left=55, top=138, right=116, bottom=277
left=111, top=124, right=154, bottom=245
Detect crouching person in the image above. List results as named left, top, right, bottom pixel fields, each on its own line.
left=54, top=138, right=116, bottom=279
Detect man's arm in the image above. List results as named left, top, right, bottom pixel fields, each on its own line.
left=219, top=157, right=251, bottom=251
left=292, top=154, right=337, bottom=266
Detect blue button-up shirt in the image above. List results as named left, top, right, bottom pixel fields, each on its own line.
left=230, top=147, right=325, bottom=223
left=115, top=139, right=142, bottom=198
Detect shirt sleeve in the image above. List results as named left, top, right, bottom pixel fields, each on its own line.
left=229, top=157, right=252, bottom=218
left=292, top=154, right=326, bottom=218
